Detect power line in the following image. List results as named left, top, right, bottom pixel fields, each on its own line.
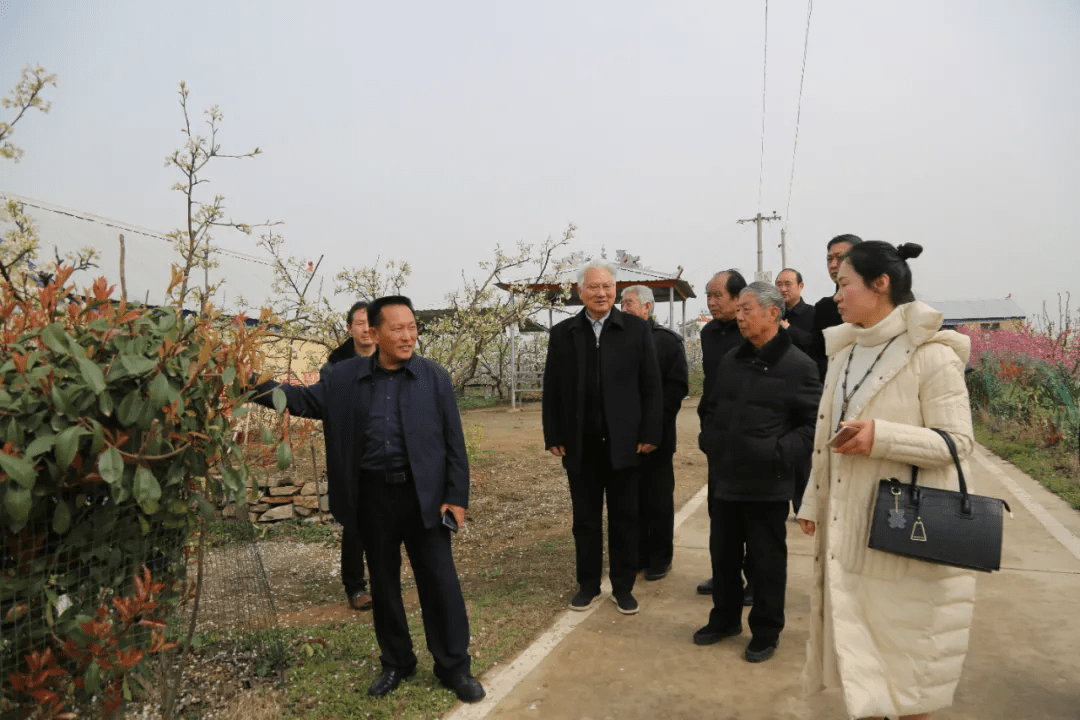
left=756, top=0, right=770, bottom=213
left=783, top=0, right=814, bottom=232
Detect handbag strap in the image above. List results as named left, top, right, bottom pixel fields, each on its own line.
left=908, top=428, right=972, bottom=514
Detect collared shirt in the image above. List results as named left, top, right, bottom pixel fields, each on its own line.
left=584, top=309, right=611, bottom=345
left=359, top=353, right=411, bottom=472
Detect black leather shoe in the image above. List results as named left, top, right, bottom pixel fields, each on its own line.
left=745, top=636, right=779, bottom=663
left=696, top=577, right=713, bottom=595
left=440, top=673, right=486, bottom=703
left=692, top=623, right=742, bottom=646
left=643, top=563, right=671, bottom=581
left=367, top=667, right=415, bottom=697
left=347, top=589, right=373, bottom=611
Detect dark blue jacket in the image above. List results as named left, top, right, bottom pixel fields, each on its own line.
left=253, top=352, right=470, bottom=529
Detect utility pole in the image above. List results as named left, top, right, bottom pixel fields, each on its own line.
left=779, top=228, right=787, bottom=269
left=736, top=211, right=781, bottom=282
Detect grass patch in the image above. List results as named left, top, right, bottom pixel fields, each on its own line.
left=688, top=370, right=703, bottom=399
left=456, top=395, right=502, bottom=411
left=263, top=518, right=339, bottom=544
left=975, top=416, right=1080, bottom=509
left=186, top=535, right=574, bottom=719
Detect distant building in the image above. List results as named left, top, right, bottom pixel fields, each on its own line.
left=925, top=299, right=1027, bottom=330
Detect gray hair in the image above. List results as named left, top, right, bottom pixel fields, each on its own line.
left=740, top=281, right=784, bottom=315
left=575, top=260, right=619, bottom=288
left=621, top=284, right=654, bottom=309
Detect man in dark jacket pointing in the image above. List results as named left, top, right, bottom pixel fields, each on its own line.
left=253, top=296, right=484, bottom=703
left=694, top=282, right=821, bottom=664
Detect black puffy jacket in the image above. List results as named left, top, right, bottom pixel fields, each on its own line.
left=699, top=327, right=822, bottom=502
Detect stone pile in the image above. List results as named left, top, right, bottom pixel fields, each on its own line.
left=223, top=472, right=331, bottom=523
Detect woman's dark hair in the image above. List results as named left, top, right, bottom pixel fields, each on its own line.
left=843, top=241, right=923, bottom=306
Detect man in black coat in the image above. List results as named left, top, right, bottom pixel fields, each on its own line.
left=321, top=300, right=376, bottom=612
left=252, top=296, right=485, bottom=703
left=775, top=268, right=815, bottom=357
left=693, top=282, right=821, bottom=664
left=620, top=285, right=689, bottom=581
left=543, top=262, right=663, bottom=616
left=695, top=269, right=747, bottom=597
left=774, top=268, right=815, bottom=512
left=810, top=234, right=862, bottom=380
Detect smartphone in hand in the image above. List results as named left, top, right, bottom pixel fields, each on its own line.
left=828, top=425, right=859, bottom=448
left=441, top=509, right=459, bottom=533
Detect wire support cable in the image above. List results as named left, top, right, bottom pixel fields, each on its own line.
left=783, top=0, right=814, bottom=232
left=756, top=0, right=770, bottom=213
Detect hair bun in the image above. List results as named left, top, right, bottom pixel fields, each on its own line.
left=897, top=243, right=923, bottom=261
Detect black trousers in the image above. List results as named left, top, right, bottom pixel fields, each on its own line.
left=341, top=518, right=368, bottom=594
left=706, top=466, right=754, bottom=591
left=708, top=499, right=788, bottom=642
left=637, top=450, right=675, bottom=571
left=356, top=475, right=471, bottom=679
left=567, top=438, right=639, bottom=595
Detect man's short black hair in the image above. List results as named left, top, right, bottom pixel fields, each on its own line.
left=721, top=269, right=747, bottom=298
left=346, top=301, right=369, bottom=327
left=827, top=234, right=863, bottom=251
left=779, top=267, right=804, bottom=284
left=367, top=295, right=415, bottom=328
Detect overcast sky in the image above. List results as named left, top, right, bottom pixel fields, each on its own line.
left=2, top=0, right=1078, bottom=322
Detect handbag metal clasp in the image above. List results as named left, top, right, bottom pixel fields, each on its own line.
left=910, top=516, right=927, bottom=542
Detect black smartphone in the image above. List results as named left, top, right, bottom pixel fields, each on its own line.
left=441, top=509, right=459, bottom=533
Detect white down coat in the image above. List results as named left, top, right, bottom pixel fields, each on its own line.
left=796, top=301, right=977, bottom=719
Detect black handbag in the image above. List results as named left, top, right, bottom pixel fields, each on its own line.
left=867, top=428, right=1011, bottom=572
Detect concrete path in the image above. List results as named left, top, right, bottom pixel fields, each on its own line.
left=448, top=445, right=1080, bottom=720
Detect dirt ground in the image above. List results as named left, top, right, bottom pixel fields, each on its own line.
left=142, top=399, right=709, bottom=718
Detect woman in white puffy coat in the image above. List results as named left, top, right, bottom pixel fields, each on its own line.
left=796, top=240, right=977, bottom=720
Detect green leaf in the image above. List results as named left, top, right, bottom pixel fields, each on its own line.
left=53, top=499, right=71, bottom=534
left=90, top=420, right=104, bottom=457
left=194, top=493, right=216, bottom=520
left=50, top=384, right=74, bottom=416
left=134, top=466, right=161, bottom=514
left=3, top=485, right=32, bottom=532
left=84, top=660, right=101, bottom=694
left=98, top=447, right=124, bottom=486
left=40, top=324, right=72, bottom=356
left=75, top=356, right=107, bottom=395
left=25, top=433, right=57, bottom=458
left=98, top=390, right=114, bottom=417
left=54, top=426, right=88, bottom=470
left=272, top=387, right=287, bottom=414
left=149, top=372, right=170, bottom=408
left=121, top=355, right=158, bottom=375
left=0, top=453, right=36, bottom=488
left=117, top=389, right=144, bottom=426
left=222, top=366, right=236, bottom=386
left=276, top=442, right=293, bottom=471
left=261, top=427, right=273, bottom=444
